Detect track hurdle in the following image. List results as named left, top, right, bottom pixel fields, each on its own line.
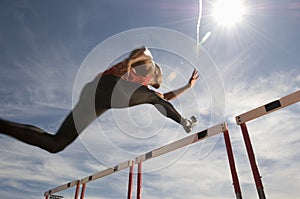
left=44, top=180, right=80, bottom=199
left=235, top=90, right=300, bottom=199
left=44, top=160, right=134, bottom=199
left=135, top=122, right=242, bottom=199
left=79, top=160, right=134, bottom=198
left=44, top=122, right=242, bottom=198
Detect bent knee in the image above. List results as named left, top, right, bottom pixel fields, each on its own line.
left=43, top=136, right=72, bottom=154
left=45, top=143, right=66, bottom=154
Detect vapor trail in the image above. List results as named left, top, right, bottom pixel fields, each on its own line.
left=196, top=0, right=203, bottom=53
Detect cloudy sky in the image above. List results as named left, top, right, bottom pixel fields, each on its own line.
left=0, top=0, right=300, bottom=198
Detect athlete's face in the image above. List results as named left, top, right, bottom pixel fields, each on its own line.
left=151, top=64, right=162, bottom=89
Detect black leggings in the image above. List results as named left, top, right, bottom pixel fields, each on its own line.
left=0, top=75, right=184, bottom=153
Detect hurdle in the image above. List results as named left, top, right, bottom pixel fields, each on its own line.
left=235, top=90, right=300, bottom=199
left=135, top=122, right=242, bottom=199
left=79, top=160, right=134, bottom=199
left=44, top=160, right=134, bottom=199
left=44, top=180, right=80, bottom=199
left=44, top=122, right=242, bottom=199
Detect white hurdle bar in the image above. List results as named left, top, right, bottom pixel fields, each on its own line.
left=135, top=122, right=242, bottom=199
left=79, top=160, right=134, bottom=199
left=44, top=180, right=80, bottom=199
left=80, top=160, right=133, bottom=184
left=135, top=122, right=227, bottom=163
left=235, top=90, right=300, bottom=199
left=236, top=90, right=300, bottom=125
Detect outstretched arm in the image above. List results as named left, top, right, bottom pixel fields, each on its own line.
left=162, top=69, right=199, bottom=101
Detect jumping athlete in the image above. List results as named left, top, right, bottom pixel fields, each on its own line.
left=0, top=47, right=199, bottom=153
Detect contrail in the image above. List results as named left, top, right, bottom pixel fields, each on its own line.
left=196, top=0, right=203, bottom=53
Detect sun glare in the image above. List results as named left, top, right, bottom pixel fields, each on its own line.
left=212, top=0, right=245, bottom=27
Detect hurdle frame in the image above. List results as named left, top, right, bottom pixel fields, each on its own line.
left=44, top=160, right=134, bottom=199
left=235, top=90, right=300, bottom=199
left=134, top=122, right=242, bottom=199
left=44, top=180, right=80, bottom=199
left=44, top=122, right=242, bottom=199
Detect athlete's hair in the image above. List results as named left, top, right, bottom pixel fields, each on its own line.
left=129, top=46, right=147, bottom=59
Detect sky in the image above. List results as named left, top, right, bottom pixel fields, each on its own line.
left=0, top=0, right=300, bottom=198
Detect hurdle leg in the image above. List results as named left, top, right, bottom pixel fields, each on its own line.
left=74, top=180, right=80, bottom=199
left=127, top=163, right=135, bottom=199
left=223, top=130, right=242, bottom=199
left=137, top=162, right=142, bottom=199
left=80, top=183, right=87, bottom=199
left=240, top=123, right=266, bottom=199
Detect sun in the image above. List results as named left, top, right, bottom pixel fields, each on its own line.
left=212, top=0, right=246, bottom=27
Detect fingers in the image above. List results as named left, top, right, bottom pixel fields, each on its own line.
left=192, top=69, right=199, bottom=80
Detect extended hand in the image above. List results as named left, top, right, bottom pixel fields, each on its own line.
left=188, top=69, right=199, bottom=88
left=162, top=69, right=199, bottom=101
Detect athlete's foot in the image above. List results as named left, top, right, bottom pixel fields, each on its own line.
left=183, top=116, right=197, bottom=133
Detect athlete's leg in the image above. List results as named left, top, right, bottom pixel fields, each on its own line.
left=0, top=110, right=107, bottom=154
left=109, top=79, right=196, bottom=133
left=51, top=78, right=109, bottom=153
left=128, top=86, right=185, bottom=125
left=109, top=78, right=185, bottom=124
left=0, top=78, right=108, bottom=153
left=50, top=107, right=107, bottom=153
left=0, top=112, right=81, bottom=153
left=129, top=86, right=197, bottom=133
left=0, top=118, right=57, bottom=151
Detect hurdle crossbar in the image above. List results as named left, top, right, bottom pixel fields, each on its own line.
left=135, top=122, right=227, bottom=163
left=81, top=160, right=133, bottom=184
left=44, top=180, right=80, bottom=197
left=236, top=90, right=300, bottom=125
left=79, top=160, right=134, bottom=199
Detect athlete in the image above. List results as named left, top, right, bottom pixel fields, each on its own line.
left=0, top=47, right=199, bottom=153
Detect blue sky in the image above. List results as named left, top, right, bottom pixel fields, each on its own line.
left=0, top=0, right=300, bottom=198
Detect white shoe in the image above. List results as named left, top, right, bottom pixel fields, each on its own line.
left=183, top=116, right=197, bottom=133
